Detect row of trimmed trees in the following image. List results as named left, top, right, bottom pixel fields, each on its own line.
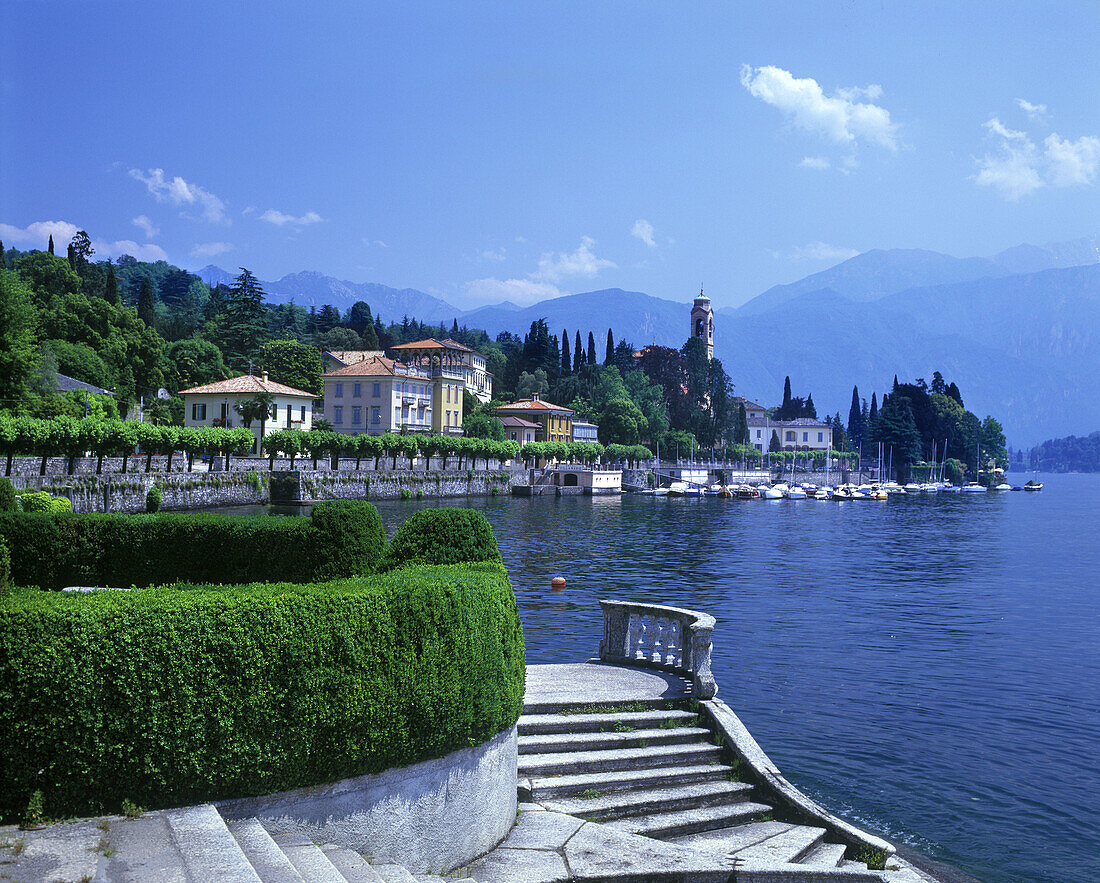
left=260, top=430, right=520, bottom=472
left=518, top=441, right=653, bottom=469
left=0, top=416, right=254, bottom=476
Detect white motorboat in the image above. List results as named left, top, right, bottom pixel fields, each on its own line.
left=961, top=482, right=985, bottom=492
left=991, top=483, right=1012, bottom=491
left=1024, top=480, right=1043, bottom=492
left=667, top=481, right=689, bottom=496
left=787, top=486, right=808, bottom=499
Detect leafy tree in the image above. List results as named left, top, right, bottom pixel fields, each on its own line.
left=0, top=271, right=39, bottom=404
left=599, top=396, right=646, bottom=445
left=872, top=395, right=922, bottom=479
left=980, top=416, right=1008, bottom=469
left=216, top=269, right=271, bottom=373
left=235, top=391, right=276, bottom=453
left=931, top=371, right=946, bottom=395
left=769, top=430, right=782, bottom=453
left=605, top=328, right=614, bottom=366
left=69, top=230, right=94, bottom=265
left=516, top=368, right=549, bottom=400
left=315, top=327, right=364, bottom=352
left=464, top=411, right=505, bottom=441
left=259, top=338, right=322, bottom=395
left=168, top=338, right=229, bottom=392
left=104, top=263, right=120, bottom=306
left=946, top=382, right=963, bottom=406
left=137, top=277, right=156, bottom=328
left=734, top=402, right=750, bottom=446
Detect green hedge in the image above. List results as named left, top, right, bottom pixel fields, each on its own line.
left=0, top=500, right=385, bottom=589
left=0, top=478, right=14, bottom=512
left=0, top=563, right=525, bottom=821
left=386, top=508, right=502, bottom=570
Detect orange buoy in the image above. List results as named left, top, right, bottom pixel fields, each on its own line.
left=551, top=576, right=566, bottom=590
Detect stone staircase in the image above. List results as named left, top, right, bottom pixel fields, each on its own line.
left=517, top=699, right=885, bottom=877
left=0, top=803, right=476, bottom=883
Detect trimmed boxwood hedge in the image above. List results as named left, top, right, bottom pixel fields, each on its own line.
left=385, top=507, right=502, bottom=570
left=0, top=500, right=386, bottom=589
left=0, top=563, right=525, bottom=822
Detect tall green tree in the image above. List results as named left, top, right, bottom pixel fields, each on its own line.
left=587, top=331, right=596, bottom=366
left=104, top=263, right=120, bottom=306
left=872, top=395, right=922, bottom=479
left=137, top=277, right=156, bottom=328
left=47, top=235, right=54, bottom=255
left=258, top=338, right=323, bottom=395
left=847, top=385, right=864, bottom=449
left=561, top=328, right=571, bottom=375
left=0, top=271, right=40, bottom=404
left=217, top=268, right=271, bottom=373
left=574, top=330, right=584, bottom=369
left=69, top=230, right=94, bottom=266
left=734, top=402, right=750, bottom=445
left=605, top=328, right=614, bottom=366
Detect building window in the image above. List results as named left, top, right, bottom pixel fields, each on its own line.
left=372, top=406, right=381, bottom=424
left=756, top=429, right=761, bottom=439
left=192, top=403, right=206, bottom=421
left=300, top=405, right=306, bottom=421
left=372, top=382, right=381, bottom=397
left=271, top=404, right=278, bottom=423
left=353, top=382, right=361, bottom=397
left=803, top=432, right=808, bottom=442
left=786, top=431, right=795, bottom=442
left=818, top=432, right=823, bottom=442
left=334, top=406, right=343, bottom=425
left=335, top=382, right=344, bottom=398
left=352, top=406, right=362, bottom=425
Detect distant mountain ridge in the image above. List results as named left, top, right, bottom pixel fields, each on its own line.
left=196, top=233, right=1100, bottom=445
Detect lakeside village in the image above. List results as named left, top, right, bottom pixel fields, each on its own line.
left=0, top=246, right=1021, bottom=510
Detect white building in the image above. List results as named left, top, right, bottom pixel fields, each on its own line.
left=747, top=417, right=833, bottom=452
left=179, top=373, right=316, bottom=454
left=389, top=338, right=493, bottom=403
left=322, top=356, right=435, bottom=435
left=572, top=420, right=600, bottom=443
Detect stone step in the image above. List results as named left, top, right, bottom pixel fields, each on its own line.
left=527, top=761, right=736, bottom=799
left=518, top=741, right=723, bottom=777
left=801, top=842, right=849, bottom=868
left=733, top=824, right=827, bottom=864
left=272, top=833, right=348, bottom=883
left=672, top=819, right=795, bottom=853
left=96, top=813, right=194, bottom=883
left=600, top=800, right=773, bottom=839
left=166, top=804, right=264, bottom=883
left=228, top=817, right=307, bottom=883
left=522, top=696, right=686, bottom=715
left=541, top=779, right=755, bottom=821
left=519, top=726, right=712, bottom=755
left=518, top=709, right=699, bottom=735
left=372, top=865, right=419, bottom=883
left=320, top=843, right=387, bottom=882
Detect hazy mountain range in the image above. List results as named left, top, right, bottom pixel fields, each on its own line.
left=198, top=234, right=1100, bottom=446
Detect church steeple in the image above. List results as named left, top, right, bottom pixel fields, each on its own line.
left=691, top=287, right=714, bottom=360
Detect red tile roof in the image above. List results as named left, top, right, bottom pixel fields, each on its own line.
left=323, top=350, right=385, bottom=365
left=495, top=397, right=574, bottom=414
left=323, top=356, right=401, bottom=377
left=499, top=415, right=541, bottom=429
left=179, top=375, right=316, bottom=398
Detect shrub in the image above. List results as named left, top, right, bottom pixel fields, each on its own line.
left=385, top=508, right=502, bottom=570
left=145, top=485, right=162, bottom=513
left=0, top=479, right=15, bottom=513
left=0, top=502, right=386, bottom=590
left=18, top=491, right=71, bottom=514
left=0, top=538, right=9, bottom=593
left=0, top=563, right=525, bottom=821
left=308, top=500, right=386, bottom=581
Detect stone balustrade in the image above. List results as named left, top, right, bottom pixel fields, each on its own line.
left=598, top=599, right=716, bottom=699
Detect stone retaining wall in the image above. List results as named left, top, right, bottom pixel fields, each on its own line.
left=217, top=725, right=518, bottom=874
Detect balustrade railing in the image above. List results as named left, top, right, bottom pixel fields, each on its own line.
left=598, top=600, right=716, bottom=699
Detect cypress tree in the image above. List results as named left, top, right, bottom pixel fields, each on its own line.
left=782, top=376, right=792, bottom=413
left=561, top=328, right=571, bottom=375
left=105, top=263, right=120, bottom=305
left=769, top=430, right=782, bottom=453
left=67, top=243, right=76, bottom=266
left=451, top=318, right=459, bottom=335
left=574, top=330, right=584, bottom=368
left=137, top=277, right=156, bottom=328
left=48, top=235, right=54, bottom=255
left=587, top=331, right=596, bottom=366
left=735, top=402, right=749, bottom=445
left=605, top=328, right=614, bottom=366
left=869, top=392, right=878, bottom=430
left=805, top=393, right=816, bottom=419
left=848, top=386, right=863, bottom=448
left=0, top=239, right=5, bottom=269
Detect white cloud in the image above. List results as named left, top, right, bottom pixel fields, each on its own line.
left=776, top=242, right=861, bottom=263
left=190, top=242, right=234, bottom=258
left=799, top=156, right=831, bottom=170
left=94, top=239, right=168, bottom=262
left=464, top=277, right=563, bottom=307
left=974, top=116, right=1099, bottom=200
left=129, top=168, right=228, bottom=223
left=0, top=220, right=80, bottom=248
left=741, top=64, right=899, bottom=151
left=259, top=209, right=324, bottom=227
left=479, top=247, right=507, bottom=262
left=132, top=215, right=159, bottom=239
left=1016, top=98, right=1048, bottom=120
left=630, top=219, right=656, bottom=248
left=1044, top=133, right=1100, bottom=187
left=532, top=236, right=616, bottom=283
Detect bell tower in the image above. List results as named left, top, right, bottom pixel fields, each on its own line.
left=691, top=287, right=713, bottom=360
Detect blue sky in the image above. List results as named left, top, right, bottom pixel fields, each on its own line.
left=3, top=1, right=1097, bottom=310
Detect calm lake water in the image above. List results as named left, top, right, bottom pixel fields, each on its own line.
left=363, top=473, right=1099, bottom=883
